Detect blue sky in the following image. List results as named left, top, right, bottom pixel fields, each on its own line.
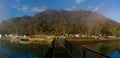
left=0, top=0, right=120, bottom=22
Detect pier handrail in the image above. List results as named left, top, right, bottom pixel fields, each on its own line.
left=64, top=39, right=110, bottom=58
left=44, top=38, right=55, bottom=58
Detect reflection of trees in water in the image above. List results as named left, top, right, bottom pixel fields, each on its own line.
left=99, top=43, right=111, bottom=54
left=0, top=40, right=49, bottom=58
left=85, top=41, right=120, bottom=56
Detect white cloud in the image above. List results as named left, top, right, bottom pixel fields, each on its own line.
left=13, top=5, right=29, bottom=12
left=94, top=7, right=99, bottom=11
left=31, top=7, right=47, bottom=12
left=21, top=5, right=29, bottom=12
left=74, top=0, right=86, bottom=4
left=93, top=3, right=105, bottom=12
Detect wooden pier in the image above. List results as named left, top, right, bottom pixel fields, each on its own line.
left=52, top=39, right=72, bottom=58
left=44, top=38, right=72, bottom=58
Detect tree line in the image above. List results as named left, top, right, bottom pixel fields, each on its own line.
left=0, top=10, right=120, bottom=37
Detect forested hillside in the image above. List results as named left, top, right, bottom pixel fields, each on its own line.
left=0, top=10, right=119, bottom=36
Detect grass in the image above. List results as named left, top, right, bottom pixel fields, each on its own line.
left=66, top=38, right=120, bottom=45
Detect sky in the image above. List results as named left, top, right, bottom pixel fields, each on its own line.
left=0, top=0, right=120, bottom=22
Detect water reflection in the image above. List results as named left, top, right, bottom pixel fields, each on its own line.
left=0, top=40, right=49, bottom=58
left=84, top=41, right=120, bottom=58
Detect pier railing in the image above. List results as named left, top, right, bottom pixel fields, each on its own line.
left=44, top=38, right=110, bottom=58
left=63, top=39, right=110, bottom=58
left=44, top=39, right=55, bottom=58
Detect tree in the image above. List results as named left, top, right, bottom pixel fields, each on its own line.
left=99, top=26, right=112, bottom=37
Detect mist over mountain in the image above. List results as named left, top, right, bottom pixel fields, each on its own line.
left=0, top=10, right=119, bottom=36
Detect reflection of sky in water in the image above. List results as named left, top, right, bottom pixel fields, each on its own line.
left=109, top=51, right=120, bottom=58
left=0, top=47, right=35, bottom=58
left=0, top=40, right=49, bottom=58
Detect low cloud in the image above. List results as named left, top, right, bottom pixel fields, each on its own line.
left=14, top=5, right=47, bottom=12
left=64, top=8, right=73, bottom=11
left=31, top=7, right=47, bottom=12
left=94, top=7, right=99, bottom=11
left=64, top=6, right=77, bottom=11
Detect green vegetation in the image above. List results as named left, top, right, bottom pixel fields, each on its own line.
left=0, top=10, right=119, bottom=36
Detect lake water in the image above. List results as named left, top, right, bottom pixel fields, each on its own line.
left=84, top=41, right=120, bottom=58
left=0, top=40, right=49, bottom=58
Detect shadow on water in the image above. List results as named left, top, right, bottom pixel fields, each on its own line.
left=0, top=40, right=49, bottom=58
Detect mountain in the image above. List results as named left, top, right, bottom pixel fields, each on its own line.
left=0, top=10, right=119, bottom=36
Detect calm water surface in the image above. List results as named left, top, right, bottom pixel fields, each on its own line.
left=0, top=40, right=49, bottom=58
left=84, top=41, right=120, bottom=58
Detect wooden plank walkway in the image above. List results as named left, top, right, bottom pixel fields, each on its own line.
left=52, top=39, right=72, bottom=58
